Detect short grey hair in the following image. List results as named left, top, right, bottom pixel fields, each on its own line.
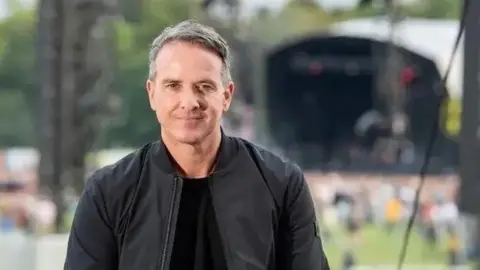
left=148, top=20, right=232, bottom=84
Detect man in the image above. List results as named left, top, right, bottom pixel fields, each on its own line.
left=65, top=20, right=329, bottom=270
left=354, top=109, right=388, bottom=150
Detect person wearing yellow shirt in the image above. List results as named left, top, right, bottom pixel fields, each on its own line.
left=446, top=225, right=461, bottom=267
left=384, top=197, right=402, bottom=233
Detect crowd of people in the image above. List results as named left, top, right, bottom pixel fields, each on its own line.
left=309, top=172, right=465, bottom=268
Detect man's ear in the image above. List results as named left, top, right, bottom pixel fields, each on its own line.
left=223, top=82, right=235, bottom=112
left=146, top=79, right=156, bottom=111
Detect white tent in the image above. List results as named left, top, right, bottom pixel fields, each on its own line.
left=329, top=17, right=463, bottom=99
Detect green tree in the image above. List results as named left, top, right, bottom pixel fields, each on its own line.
left=248, top=1, right=334, bottom=46
left=351, top=0, right=461, bottom=19
left=0, top=8, right=36, bottom=147
left=0, top=0, right=198, bottom=147
left=406, top=0, right=461, bottom=19
left=0, top=91, right=33, bottom=146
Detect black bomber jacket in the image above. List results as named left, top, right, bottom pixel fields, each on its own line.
left=65, top=133, right=330, bottom=270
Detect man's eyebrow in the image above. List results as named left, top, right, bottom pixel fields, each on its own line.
left=161, top=79, right=181, bottom=84
left=195, top=79, right=216, bottom=85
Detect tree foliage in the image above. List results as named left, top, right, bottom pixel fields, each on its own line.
left=0, top=8, right=36, bottom=147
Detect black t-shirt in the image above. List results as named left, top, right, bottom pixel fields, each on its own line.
left=170, top=177, right=227, bottom=270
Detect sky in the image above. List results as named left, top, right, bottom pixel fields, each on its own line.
left=0, top=0, right=419, bottom=19
left=0, top=0, right=361, bottom=19
left=0, top=0, right=34, bottom=18
left=239, top=0, right=418, bottom=15
left=240, top=0, right=360, bottom=14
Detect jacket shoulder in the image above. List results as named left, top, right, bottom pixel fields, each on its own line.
left=86, top=143, right=152, bottom=191
left=84, top=143, right=154, bottom=228
left=237, top=138, right=303, bottom=190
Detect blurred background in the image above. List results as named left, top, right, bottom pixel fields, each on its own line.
left=0, top=0, right=479, bottom=269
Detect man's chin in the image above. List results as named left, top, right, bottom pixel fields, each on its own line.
left=172, top=131, right=206, bottom=145
left=162, top=125, right=218, bottom=145
left=175, top=136, right=202, bottom=145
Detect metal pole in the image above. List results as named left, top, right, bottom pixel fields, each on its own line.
left=252, top=43, right=268, bottom=146
left=459, top=0, right=480, bottom=216
left=459, top=0, right=480, bottom=266
left=385, top=0, right=406, bottom=138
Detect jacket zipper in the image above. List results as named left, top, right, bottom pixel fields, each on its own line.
left=159, top=176, right=182, bottom=270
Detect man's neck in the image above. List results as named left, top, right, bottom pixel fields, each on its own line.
left=162, top=128, right=222, bottom=178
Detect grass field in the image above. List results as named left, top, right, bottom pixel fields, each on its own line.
left=323, top=225, right=454, bottom=269
left=55, top=212, right=472, bottom=269
left=2, top=225, right=472, bottom=270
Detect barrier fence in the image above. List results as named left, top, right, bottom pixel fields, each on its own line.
left=0, top=233, right=67, bottom=270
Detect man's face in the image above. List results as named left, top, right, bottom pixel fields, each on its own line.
left=146, top=41, right=234, bottom=145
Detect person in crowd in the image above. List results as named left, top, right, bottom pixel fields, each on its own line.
left=346, top=200, right=363, bottom=244
left=384, top=191, right=402, bottom=234
left=420, top=198, right=437, bottom=248
left=446, top=225, right=461, bottom=268
left=342, top=248, right=355, bottom=270
left=0, top=181, right=25, bottom=232
left=333, top=186, right=354, bottom=228
left=431, top=193, right=459, bottom=238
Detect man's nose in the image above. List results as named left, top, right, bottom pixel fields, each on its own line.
left=179, top=89, right=200, bottom=110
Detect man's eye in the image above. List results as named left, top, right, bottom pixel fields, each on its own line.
left=199, top=84, right=215, bottom=92
left=165, top=83, right=180, bottom=90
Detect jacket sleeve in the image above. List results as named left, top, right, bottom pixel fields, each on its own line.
left=278, top=165, right=330, bottom=270
left=65, top=177, right=118, bottom=270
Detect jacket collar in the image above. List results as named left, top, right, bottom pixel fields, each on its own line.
left=151, top=128, right=239, bottom=176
